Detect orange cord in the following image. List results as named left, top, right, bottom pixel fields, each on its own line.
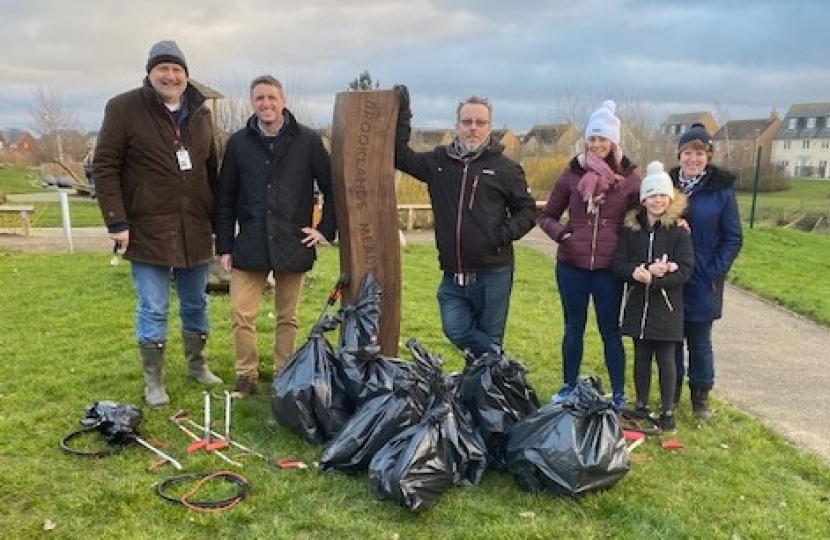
left=178, top=471, right=249, bottom=513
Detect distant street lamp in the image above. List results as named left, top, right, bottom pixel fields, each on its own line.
left=749, top=129, right=762, bottom=228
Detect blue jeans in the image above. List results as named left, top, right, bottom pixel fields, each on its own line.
left=437, top=266, right=513, bottom=357
left=131, top=261, right=210, bottom=344
left=675, top=320, right=714, bottom=390
left=555, top=262, right=625, bottom=397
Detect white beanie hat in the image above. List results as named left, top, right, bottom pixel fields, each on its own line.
left=585, top=100, right=621, bottom=145
left=640, top=161, right=675, bottom=202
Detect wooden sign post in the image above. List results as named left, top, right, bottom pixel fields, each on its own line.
left=331, top=90, right=401, bottom=356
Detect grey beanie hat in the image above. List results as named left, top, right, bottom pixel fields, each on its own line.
left=146, top=40, right=188, bottom=74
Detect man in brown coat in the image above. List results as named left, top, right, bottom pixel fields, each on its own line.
left=94, top=40, right=222, bottom=407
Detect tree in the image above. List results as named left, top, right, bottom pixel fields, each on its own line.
left=29, top=85, right=81, bottom=163
left=347, top=70, right=379, bottom=91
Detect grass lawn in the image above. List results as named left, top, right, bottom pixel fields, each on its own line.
left=1, top=244, right=828, bottom=539
left=736, top=177, right=830, bottom=227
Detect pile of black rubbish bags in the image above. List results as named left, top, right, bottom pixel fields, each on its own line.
left=272, top=273, right=630, bottom=511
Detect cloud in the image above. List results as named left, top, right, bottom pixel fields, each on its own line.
left=1, top=0, right=828, bottom=134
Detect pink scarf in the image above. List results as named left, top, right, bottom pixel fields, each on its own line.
left=576, top=151, right=625, bottom=213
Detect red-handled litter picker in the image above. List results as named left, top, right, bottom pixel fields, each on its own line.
left=173, top=408, right=268, bottom=463
left=318, top=272, right=349, bottom=323
left=169, top=408, right=241, bottom=468
left=204, top=391, right=228, bottom=451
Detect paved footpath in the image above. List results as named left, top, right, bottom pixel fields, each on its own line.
left=518, top=226, right=830, bottom=465
left=2, top=224, right=828, bottom=464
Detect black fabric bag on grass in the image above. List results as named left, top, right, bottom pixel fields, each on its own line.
left=458, top=348, right=540, bottom=470
left=506, top=376, right=630, bottom=496
left=271, top=317, right=353, bottom=445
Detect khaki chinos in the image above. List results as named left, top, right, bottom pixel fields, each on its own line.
left=230, top=268, right=305, bottom=380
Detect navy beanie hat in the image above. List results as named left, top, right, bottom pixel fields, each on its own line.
left=146, top=40, right=188, bottom=75
left=678, top=123, right=712, bottom=150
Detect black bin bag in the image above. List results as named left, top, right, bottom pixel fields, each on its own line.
left=506, top=376, right=630, bottom=496
left=368, top=353, right=488, bottom=511
left=458, top=348, right=540, bottom=470
left=320, top=339, right=446, bottom=473
left=368, top=402, right=455, bottom=511
left=319, top=376, right=426, bottom=473
left=338, top=272, right=382, bottom=354
left=271, top=317, right=353, bottom=445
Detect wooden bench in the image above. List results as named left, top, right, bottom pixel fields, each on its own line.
left=397, top=204, right=432, bottom=231
left=0, top=205, right=35, bottom=237
left=397, top=201, right=547, bottom=231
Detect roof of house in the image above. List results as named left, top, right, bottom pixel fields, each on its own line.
left=413, top=129, right=451, bottom=146
left=783, top=102, right=830, bottom=117
left=0, top=128, right=34, bottom=144
left=713, top=119, right=776, bottom=141
left=491, top=128, right=516, bottom=141
left=776, top=102, right=830, bottom=139
left=522, top=123, right=574, bottom=144
left=662, top=112, right=714, bottom=126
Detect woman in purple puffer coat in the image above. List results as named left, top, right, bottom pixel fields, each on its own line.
left=539, top=100, right=641, bottom=407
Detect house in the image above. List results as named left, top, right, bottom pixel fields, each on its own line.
left=653, top=111, right=719, bottom=165
left=712, top=112, right=781, bottom=173
left=659, top=111, right=718, bottom=141
left=0, top=128, right=38, bottom=163
left=521, top=123, right=580, bottom=156
left=491, top=128, right=521, bottom=161
left=771, top=102, right=830, bottom=178
left=409, top=128, right=452, bottom=151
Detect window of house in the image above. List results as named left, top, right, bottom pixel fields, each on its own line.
left=803, top=140, right=810, bottom=149
left=788, top=118, right=797, bottom=129
left=784, top=141, right=791, bottom=149
left=807, top=117, right=816, bottom=129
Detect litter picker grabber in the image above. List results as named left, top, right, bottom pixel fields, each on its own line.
left=620, top=408, right=685, bottom=451
left=172, top=408, right=269, bottom=463
left=316, top=272, right=349, bottom=326
left=203, top=391, right=228, bottom=452
left=131, top=435, right=184, bottom=470
left=168, top=408, right=242, bottom=468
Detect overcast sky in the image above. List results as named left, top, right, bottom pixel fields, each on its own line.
left=1, top=0, right=828, bottom=136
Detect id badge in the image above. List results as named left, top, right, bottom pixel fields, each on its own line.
left=176, top=148, right=193, bottom=171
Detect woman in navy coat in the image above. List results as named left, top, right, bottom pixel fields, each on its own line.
left=669, top=124, right=743, bottom=419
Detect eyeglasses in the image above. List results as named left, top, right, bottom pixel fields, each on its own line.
left=459, top=118, right=490, bottom=127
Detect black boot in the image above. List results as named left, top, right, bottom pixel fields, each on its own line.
left=690, top=385, right=713, bottom=420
